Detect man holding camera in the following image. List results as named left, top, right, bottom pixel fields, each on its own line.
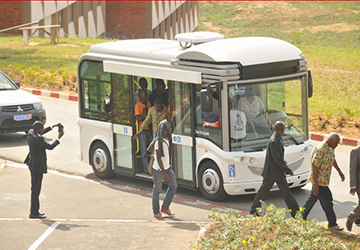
left=25, top=121, right=64, bottom=219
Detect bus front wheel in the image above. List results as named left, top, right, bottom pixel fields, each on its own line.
left=90, top=142, right=113, bottom=179
left=198, top=162, right=228, bottom=201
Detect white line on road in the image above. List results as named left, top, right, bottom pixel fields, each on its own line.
left=28, top=222, right=60, bottom=250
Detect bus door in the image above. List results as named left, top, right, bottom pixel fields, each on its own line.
left=111, top=73, right=133, bottom=173
left=169, top=81, right=196, bottom=187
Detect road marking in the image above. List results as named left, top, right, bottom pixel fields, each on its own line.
left=28, top=222, right=60, bottom=250
left=0, top=218, right=207, bottom=224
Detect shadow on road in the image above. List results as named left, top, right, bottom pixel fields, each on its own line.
left=0, top=133, right=28, bottom=148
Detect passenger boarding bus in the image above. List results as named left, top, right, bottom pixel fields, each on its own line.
left=77, top=32, right=313, bottom=201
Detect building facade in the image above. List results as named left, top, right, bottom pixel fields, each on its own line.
left=0, top=1, right=198, bottom=40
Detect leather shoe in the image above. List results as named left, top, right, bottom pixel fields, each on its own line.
left=29, top=213, right=46, bottom=219
left=355, top=218, right=360, bottom=225
left=329, top=225, right=344, bottom=231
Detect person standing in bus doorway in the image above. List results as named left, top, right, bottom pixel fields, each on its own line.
left=133, top=97, right=170, bottom=139
left=134, top=89, right=152, bottom=175
left=24, top=121, right=64, bottom=219
left=134, top=77, right=151, bottom=104
left=301, top=133, right=345, bottom=231
left=149, top=79, right=169, bottom=107
left=147, top=120, right=177, bottom=218
left=345, top=145, right=360, bottom=231
left=250, top=121, right=299, bottom=218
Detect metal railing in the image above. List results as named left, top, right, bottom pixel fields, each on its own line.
left=0, top=21, right=40, bottom=34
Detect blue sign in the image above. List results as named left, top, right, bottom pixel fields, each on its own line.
left=124, top=127, right=128, bottom=134
left=173, top=135, right=181, bottom=143
left=228, top=164, right=236, bottom=177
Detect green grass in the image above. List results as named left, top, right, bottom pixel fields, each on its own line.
left=199, top=1, right=360, bottom=120
left=0, top=36, right=108, bottom=90
left=1, top=1, right=359, bottom=120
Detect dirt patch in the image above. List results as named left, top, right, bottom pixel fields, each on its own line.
left=300, top=23, right=360, bottom=33
left=309, top=116, right=360, bottom=139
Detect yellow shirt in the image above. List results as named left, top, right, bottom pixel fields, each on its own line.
left=139, top=104, right=170, bottom=135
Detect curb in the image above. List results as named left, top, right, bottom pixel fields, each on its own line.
left=23, top=87, right=360, bottom=146
left=23, top=87, right=78, bottom=102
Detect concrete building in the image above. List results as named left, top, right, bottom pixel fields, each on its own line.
left=0, top=1, right=199, bottom=40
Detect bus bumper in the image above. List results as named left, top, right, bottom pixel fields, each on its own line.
left=223, top=172, right=310, bottom=196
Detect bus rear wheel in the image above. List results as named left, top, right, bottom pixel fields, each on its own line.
left=90, top=142, right=113, bottom=179
left=199, top=162, right=228, bottom=201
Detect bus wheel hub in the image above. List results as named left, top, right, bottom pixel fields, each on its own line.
left=93, top=149, right=107, bottom=172
left=202, top=169, right=220, bottom=194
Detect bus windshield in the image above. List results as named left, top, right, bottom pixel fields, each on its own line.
left=228, top=77, right=308, bottom=152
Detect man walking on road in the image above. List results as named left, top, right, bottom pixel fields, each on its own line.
left=302, top=133, right=345, bottom=231
left=346, top=145, right=360, bottom=231
left=147, top=120, right=177, bottom=218
left=250, top=121, right=299, bottom=218
left=25, top=121, right=64, bottom=219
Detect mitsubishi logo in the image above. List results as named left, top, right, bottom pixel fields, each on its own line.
left=17, top=106, right=23, bottom=112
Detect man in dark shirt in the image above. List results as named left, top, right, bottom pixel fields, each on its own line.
left=250, top=121, right=299, bottom=218
left=149, top=79, right=169, bottom=107
left=25, top=121, right=64, bottom=219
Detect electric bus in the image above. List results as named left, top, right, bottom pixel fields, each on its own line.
left=77, top=32, right=313, bottom=201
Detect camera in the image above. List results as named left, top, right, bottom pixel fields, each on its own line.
left=58, top=125, right=64, bottom=133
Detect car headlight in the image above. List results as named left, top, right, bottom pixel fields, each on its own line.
left=33, top=102, right=43, bottom=110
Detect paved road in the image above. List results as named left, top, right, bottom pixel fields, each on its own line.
left=1, top=96, right=360, bottom=236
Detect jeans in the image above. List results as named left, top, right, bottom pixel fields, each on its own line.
left=139, top=130, right=152, bottom=173
left=250, top=178, right=299, bottom=218
left=302, top=185, right=338, bottom=227
left=152, top=167, right=177, bottom=214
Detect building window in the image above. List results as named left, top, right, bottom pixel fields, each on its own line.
left=79, top=1, right=83, bottom=16
left=68, top=4, right=73, bottom=23
left=88, top=1, right=92, bottom=11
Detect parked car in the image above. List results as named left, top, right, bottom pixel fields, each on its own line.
left=0, top=70, right=46, bottom=134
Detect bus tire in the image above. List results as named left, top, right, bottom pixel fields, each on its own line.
left=90, top=142, right=113, bottom=179
left=198, top=162, right=228, bottom=201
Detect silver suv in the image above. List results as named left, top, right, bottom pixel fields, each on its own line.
left=0, top=70, right=46, bottom=134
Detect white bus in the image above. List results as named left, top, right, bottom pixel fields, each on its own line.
left=77, top=32, right=313, bottom=201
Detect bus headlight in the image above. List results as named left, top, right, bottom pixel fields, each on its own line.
left=240, top=157, right=245, bottom=163
left=299, top=145, right=313, bottom=156
left=248, top=166, right=263, bottom=176
left=249, top=158, right=255, bottom=164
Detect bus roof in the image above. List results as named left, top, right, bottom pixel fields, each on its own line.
left=88, top=36, right=303, bottom=66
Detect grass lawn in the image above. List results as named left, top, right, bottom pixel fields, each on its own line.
left=0, top=1, right=359, bottom=137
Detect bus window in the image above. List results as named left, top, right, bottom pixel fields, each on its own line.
left=170, top=81, right=193, bottom=181
left=79, top=60, right=111, bottom=122
left=195, top=85, right=222, bottom=148
left=112, top=74, right=131, bottom=125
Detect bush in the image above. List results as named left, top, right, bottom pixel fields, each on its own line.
left=194, top=203, right=359, bottom=250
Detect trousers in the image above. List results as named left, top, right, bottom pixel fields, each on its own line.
left=302, top=185, right=338, bottom=227
left=250, top=178, right=299, bottom=217
left=30, top=172, right=43, bottom=215
left=152, top=167, right=177, bottom=214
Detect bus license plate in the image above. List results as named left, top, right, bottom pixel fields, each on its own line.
left=14, top=114, right=32, bottom=121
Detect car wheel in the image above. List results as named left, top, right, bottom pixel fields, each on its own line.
left=198, top=161, right=228, bottom=201
left=90, top=142, right=113, bottom=179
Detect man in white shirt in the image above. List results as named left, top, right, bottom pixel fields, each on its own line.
left=237, top=85, right=265, bottom=120
left=147, top=120, right=177, bottom=218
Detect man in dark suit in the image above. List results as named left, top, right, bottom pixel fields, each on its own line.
left=25, top=121, right=64, bottom=219
left=250, top=121, right=299, bottom=217
left=346, top=145, right=360, bottom=231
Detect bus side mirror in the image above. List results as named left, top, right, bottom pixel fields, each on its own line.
left=15, top=82, right=20, bottom=88
left=200, top=88, right=213, bottom=112
left=308, top=70, right=313, bottom=98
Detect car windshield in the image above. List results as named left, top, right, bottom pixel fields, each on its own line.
left=0, top=72, right=17, bottom=90
left=229, top=76, right=309, bottom=152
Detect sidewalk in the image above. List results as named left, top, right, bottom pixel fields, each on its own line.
left=0, top=160, right=218, bottom=250
left=22, top=87, right=360, bottom=147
